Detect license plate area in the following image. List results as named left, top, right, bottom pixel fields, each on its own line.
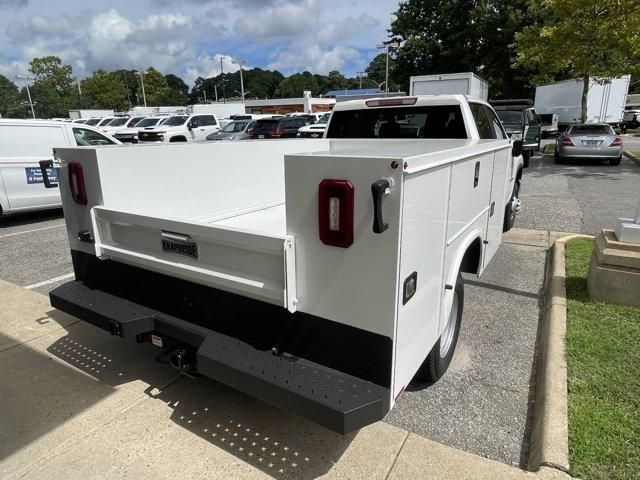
left=584, top=140, right=600, bottom=146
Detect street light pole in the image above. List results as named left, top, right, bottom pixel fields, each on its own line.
left=16, top=74, right=36, bottom=118
left=376, top=40, right=400, bottom=97
left=233, top=59, right=247, bottom=102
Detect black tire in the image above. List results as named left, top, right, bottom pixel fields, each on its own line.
left=503, top=180, right=520, bottom=232
left=554, top=147, right=563, bottom=164
left=415, top=273, right=464, bottom=383
left=609, top=155, right=622, bottom=166
left=170, top=136, right=187, bottom=142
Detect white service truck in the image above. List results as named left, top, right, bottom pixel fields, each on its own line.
left=48, top=95, right=524, bottom=433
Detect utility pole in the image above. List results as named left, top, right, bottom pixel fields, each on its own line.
left=123, top=71, right=132, bottom=108
left=233, top=59, right=247, bottom=102
left=214, top=83, right=218, bottom=102
left=220, top=56, right=227, bottom=103
left=357, top=71, right=365, bottom=89
left=16, top=74, right=36, bottom=118
left=133, top=70, right=147, bottom=107
left=376, top=39, right=401, bottom=96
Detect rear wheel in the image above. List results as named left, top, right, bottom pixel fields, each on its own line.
left=415, top=273, right=464, bottom=383
left=609, top=155, right=622, bottom=166
left=554, top=147, right=563, bottom=164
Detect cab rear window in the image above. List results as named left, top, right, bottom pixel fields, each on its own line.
left=326, top=105, right=467, bottom=139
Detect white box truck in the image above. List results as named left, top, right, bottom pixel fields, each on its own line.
left=534, top=75, right=630, bottom=130
left=410, top=73, right=489, bottom=101
left=47, top=95, right=522, bottom=433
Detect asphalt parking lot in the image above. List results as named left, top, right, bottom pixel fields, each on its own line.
left=1, top=146, right=639, bottom=472
left=517, top=139, right=640, bottom=234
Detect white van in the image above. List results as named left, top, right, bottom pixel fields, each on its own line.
left=0, top=119, right=120, bottom=216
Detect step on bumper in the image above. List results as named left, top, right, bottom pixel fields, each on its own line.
left=50, top=280, right=390, bottom=434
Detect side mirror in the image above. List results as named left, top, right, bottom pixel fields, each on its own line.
left=187, top=123, right=193, bottom=130
left=512, top=139, right=524, bottom=158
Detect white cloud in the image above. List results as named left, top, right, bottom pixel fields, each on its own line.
left=7, top=13, right=77, bottom=43
left=316, top=13, right=379, bottom=46
left=269, top=45, right=361, bottom=74
left=234, top=0, right=318, bottom=41
left=184, top=52, right=242, bottom=85
left=0, top=2, right=395, bottom=85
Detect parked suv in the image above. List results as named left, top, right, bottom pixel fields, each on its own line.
left=249, top=116, right=312, bottom=139
left=138, top=114, right=220, bottom=143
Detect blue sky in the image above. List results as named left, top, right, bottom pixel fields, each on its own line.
left=0, top=0, right=399, bottom=85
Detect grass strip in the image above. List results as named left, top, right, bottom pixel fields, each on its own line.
left=565, top=238, right=640, bottom=480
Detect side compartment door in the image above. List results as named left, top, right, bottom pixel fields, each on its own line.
left=483, top=148, right=509, bottom=269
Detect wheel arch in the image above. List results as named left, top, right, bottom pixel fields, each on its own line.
left=440, top=228, right=483, bottom=333
left=169, top=135, right=187, bottom=142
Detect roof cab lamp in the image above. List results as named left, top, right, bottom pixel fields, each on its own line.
left=365, top=97, right=418, bottom=108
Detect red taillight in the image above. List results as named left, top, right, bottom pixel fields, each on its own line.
left=269, top=129, right=282, bottom=138
left=68, top=162, right=87, bottom=205
left=318, top=179, right=354, bottom=248
left=562, top=137, right=574, bottom=146
left=610, top=137, right=622, bottom=147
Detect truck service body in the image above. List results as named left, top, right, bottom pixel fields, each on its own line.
left=48, top=95, right=522, bottom=433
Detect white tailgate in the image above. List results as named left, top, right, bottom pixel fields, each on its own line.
left=91, top=206, right=297, bottom=310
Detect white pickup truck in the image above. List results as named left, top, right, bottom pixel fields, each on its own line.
left=137, top=113, right=220, bottom=143
left=48, top=95, right=524, bottom=434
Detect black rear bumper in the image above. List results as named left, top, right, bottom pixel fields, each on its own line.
left=50, top=280, right=390, bottom=434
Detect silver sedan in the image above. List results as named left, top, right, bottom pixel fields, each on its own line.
left=554, top=123, right=623, bottom=165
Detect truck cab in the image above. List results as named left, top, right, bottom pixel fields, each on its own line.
left=138, top=113, right=220, bottom=143
left=324, top=95, right=524, bottom=231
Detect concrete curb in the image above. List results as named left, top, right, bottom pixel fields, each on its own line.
left=623, top=150, right=640, bottom=166
left=529, top=234, right=592, bottom=475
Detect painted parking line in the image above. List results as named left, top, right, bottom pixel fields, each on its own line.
left=0, top=223, right=66, bottom=239
left=25, top=273, right=75, bottom=290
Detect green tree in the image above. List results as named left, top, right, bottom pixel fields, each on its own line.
left=0, top=74, right=19, bottom=117
left=140, top=67, right=170, bottom=106
left=365, top=53, right=394, bottom=90
left=80, top=70, right=129, bottom=110
left=390, top=0, right=533, bottom=98
left=28, top=55, right=76, bottom=117
left=274, top=72, right=320, bottom=97
left=515, top=0, right=640, bottom=122
left=314, top=70, right=351, bottom=94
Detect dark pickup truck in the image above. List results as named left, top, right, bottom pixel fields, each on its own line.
left=491, top=99, right=541, bottom=167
